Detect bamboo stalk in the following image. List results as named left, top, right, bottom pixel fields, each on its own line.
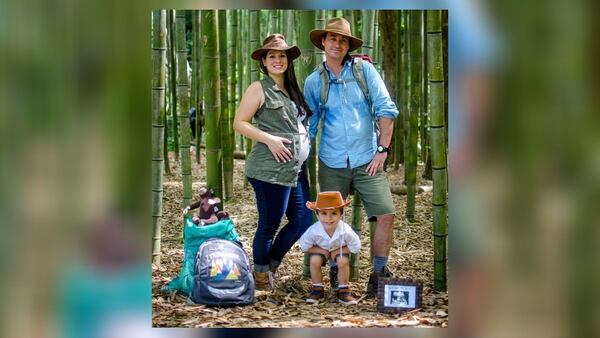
left=427, top=10, right=447, bottom=292
left=202, top=10, right=223, bottom=199
left=350, top=191, right=362, bottom=282
left=152, top=10, right=167, bottom=265
left=176, top=10, right=192, bottom=207
left=168, top=10, right=179, bottom=161
left=219, top=10, right=232, bottom=201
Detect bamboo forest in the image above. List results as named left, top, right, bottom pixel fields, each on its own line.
left=152, top=9, right=448, bottom=328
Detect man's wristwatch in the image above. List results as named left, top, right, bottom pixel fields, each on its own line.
left=376, top=144, right=390, bottom=153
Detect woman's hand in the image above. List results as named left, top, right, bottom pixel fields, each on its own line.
left=266, top=135, right=292, bottom=163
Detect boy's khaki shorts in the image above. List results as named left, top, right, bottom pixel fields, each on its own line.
left=318, top=160, right=395, bottom=218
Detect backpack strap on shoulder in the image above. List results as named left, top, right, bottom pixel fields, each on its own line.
left=316, top=62, right=329, bottom=116
left=351, top=57, right=379, bottom=135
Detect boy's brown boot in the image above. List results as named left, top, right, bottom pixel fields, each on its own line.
left=337, top=286, right=358, bottom=305
left=253, top=271, right=271, bottom=291
left=305, top=285, right=325, bottom=304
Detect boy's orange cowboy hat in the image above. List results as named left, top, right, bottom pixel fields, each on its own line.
left=306, top=191, right=351, bottom=211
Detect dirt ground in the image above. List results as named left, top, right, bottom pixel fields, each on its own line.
left=152, top=147, right=448, bottom=328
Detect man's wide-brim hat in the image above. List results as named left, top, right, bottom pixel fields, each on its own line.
left=309, top=17, right=363, bottom=52
left=251, top=33, right=301, bottom=61
left=306, top=191, right=351, bottom=211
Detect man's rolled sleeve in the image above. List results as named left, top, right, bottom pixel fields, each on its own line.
left=364, top=62, right=399, bottom=120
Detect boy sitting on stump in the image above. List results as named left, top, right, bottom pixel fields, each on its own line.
left=299, top=191, right=361, bottom=305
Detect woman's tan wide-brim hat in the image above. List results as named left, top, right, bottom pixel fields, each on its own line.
left=251, top=33, right=301, bottom=61
left=309, top=17, right=363, bottom=52
left=306, top=191, right=351, bottom=211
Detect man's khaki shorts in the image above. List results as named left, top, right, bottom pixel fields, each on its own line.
left=318, top=160, right=395, bottom=218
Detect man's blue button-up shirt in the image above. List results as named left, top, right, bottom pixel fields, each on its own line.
left=304, top=58, right=399, bottom=169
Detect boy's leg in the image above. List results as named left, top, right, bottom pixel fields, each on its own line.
left=335, top=253, right=351, bottom=286
left=335, top=253, right=358, bottom=305
left=306, top=253, right=327, bottom=303
left=309, top=253, right=327, bottom=284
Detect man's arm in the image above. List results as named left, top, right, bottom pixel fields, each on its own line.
left=366, top=117, right=394, bottom=176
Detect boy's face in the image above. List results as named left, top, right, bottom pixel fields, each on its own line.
left=317, top=208, right=342, bottom=230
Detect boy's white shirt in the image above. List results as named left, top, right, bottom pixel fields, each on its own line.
left=299, top=220, right=361, bottom=253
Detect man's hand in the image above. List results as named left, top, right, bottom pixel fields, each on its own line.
left=366, top=152, right=388, bottom=176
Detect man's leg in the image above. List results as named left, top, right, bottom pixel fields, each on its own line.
left=372, top=213, right=395, bottom=265
left=353, top=164, right=396, bottom=297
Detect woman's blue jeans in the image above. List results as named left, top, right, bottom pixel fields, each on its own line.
left=248, top=168, right=312, bottom=270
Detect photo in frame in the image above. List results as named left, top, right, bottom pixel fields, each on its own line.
left=376, top=278, right=423, bottom=314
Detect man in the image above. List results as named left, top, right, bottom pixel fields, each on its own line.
left=304, top=17, right=399, bottom=298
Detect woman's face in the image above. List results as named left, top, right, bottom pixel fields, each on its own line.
left=262, top=50, right=288, bottom=75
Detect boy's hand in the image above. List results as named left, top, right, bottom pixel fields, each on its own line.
left=182, top=206, right=190, bottom=216
left=308, top=246, right=330, bottom=258
left=330, top=245, right=351, bottom=254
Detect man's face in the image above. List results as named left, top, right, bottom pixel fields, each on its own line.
left=321, top=32, right=350, bottom=61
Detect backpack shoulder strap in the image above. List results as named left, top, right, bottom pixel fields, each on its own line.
left=351, top=58, right=379, bottom=135
left=315, top=62, right=329, bottom=116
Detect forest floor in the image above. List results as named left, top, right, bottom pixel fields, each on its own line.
left=152, top=147, right=448, bottom=328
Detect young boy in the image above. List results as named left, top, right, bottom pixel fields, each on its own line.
left=299, top=191, right=361, bottom=305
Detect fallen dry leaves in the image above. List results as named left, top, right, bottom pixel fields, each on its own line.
left=152, top=148, right=448, bottom=328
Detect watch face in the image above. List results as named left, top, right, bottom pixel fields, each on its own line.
left=377, top=145, right=384, bottom=153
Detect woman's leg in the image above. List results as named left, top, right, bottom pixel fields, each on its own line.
left=269, top=169, right=312, bottom=264
left=248, top=177, right=291, bottom=270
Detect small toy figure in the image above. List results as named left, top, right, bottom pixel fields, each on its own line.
left=182, top=187, right=229, bottom=226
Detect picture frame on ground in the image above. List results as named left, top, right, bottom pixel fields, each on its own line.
left=377, top=278, right=423, bottom=314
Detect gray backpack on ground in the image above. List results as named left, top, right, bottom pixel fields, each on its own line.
left=190, top=238, right=254, bottom=306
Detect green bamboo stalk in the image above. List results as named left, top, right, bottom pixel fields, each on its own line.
left=353, top=10, right=362, bottom=38
left=373, top=10, right=380, bottom=70
left=163, top=90, right=171, bottom=175
left=427, top=10, right=447, bottom=292
left=379, top=10, right=399, bottom=167
left=236, top=10, right=244, bottom=151
left=192, top=10, right=202, bottom=164
left=202, top=10, right=223, bottom=199
left=190, top=12, right=197, bottom=134
left=315, top=10, right=326, bottom=63
left=245, top=9, right=260, bottom=187
left=405, top=10, right=422, bottom=222
left=176, top=10, right=193, bottom=207
left=220, top=10, right=233, bottom=201
left=152, top=10, right=167, bottom=265
left=168, top=10, right=179, bottom=161
left=401, top=11, right=410, bottom=173
left=229, top=10, right=238, bottom=161
left=269, top=9, right=279, bottom=34
left=394, top=10, right=404, bottom=170
left=284, top=10, right=295, bottom=42
left=422, top=11, right=433, bottom=180
left=349, top=191, right=362, bottom=282
left=361, top=10, right=375, bottom=56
